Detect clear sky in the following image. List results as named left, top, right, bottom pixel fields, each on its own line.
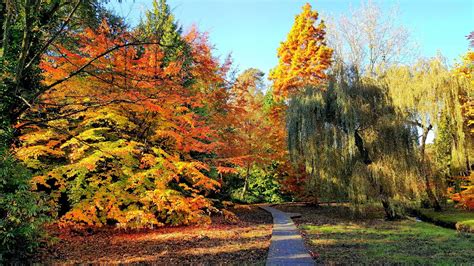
left=108, top=0, right=473, bottom=75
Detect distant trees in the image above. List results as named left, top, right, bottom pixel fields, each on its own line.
left=221, top=69, right=269, bottom=199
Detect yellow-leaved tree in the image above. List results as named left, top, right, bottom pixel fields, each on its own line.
left=269, top=3, right=333, bottom=98
left=449, top=32, right=474, bottom=210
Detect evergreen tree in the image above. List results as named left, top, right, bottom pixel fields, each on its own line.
left=137, top=0, right=192, bottom=74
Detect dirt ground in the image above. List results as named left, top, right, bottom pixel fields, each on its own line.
left=33, top=205, right=272, bottom=264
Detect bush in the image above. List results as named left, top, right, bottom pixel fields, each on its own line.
left=0, top=148, right=49, bottom=262
left=224, top=164, right=292, bottom=204
left=449, top=174, right=474, bottom=210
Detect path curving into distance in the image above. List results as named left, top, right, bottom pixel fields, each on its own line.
left=260, top=205, right=314, bottom=266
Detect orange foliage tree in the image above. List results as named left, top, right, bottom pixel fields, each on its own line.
left=449, top=32, right=474, bottom=210
left=218, top=69, right=279, bottom=199
left=216, top=68, right=307, bottom=201
left=269, top=3, right=333, bottom=98
left=15, top=16, right=229, bottom=227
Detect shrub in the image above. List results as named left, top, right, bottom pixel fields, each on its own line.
left=224, top=164, right=292, bottom=204
left=0, top=148, right=49, bottom=262
left=450, top=174, right=474, bottom=210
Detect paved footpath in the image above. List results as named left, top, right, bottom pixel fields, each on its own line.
left=260, top=205, right=314, bottom=266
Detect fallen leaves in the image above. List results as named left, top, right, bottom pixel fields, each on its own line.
left=33, top=205, right=272, bottom=264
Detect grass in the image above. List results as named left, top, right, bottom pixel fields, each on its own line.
left=303, top=221, right=473, bottom=264
left=418, top=208, right=474, bottom=233
left=276, top=204, right=474, bottom=265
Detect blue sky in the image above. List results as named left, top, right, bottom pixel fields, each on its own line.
left=108, top=0, right=473, bottom=75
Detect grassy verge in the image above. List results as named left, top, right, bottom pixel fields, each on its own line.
left=417, top=208, right=474, bottom=233
left=275, top=204, right=474, bottom=264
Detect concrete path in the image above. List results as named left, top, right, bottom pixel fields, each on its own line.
left=260, top=205, right=314, bottom=266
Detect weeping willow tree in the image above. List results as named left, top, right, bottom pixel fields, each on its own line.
left=381, top=57, right=471, bottom=210
left=287, top=66, right=421, bottom=220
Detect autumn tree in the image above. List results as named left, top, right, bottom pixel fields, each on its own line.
left=447, top=32, right=474, bottom=210
left=215, top=68, right=299, bottom=203
left=0, top=0, right=117, bottom=259
left=15, top=0, right=229, bottom=227
left=218, top=69, right=274, bottom=200
left=0, top=0, right=113, bottom=136
left=324, top=1, right=468, bottom=212
left=268, top=3, right=335, bottom=203
left=455, top=32, right=474, bottom=142
left=269, top=3, right=333, bottom=98
left=262, top=88, right=309, bottom=199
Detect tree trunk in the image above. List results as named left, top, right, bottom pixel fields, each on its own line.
left=354, top=130, right=402, bottom=219
left=381, top=197, right=400, bottom=220
left=1, top=1, right=12, bottom=56
left=419, top=124, right=442, bottom=211
left=310, top=157, right=319, bottom=205
left=465, top=141, right=471, bottom=175
left=15, top=0, right=34, bottom=88
left=240, top=163, right=250, bottom=200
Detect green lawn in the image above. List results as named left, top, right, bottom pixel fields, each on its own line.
left=419, top=208, right=474, bottom=233
left=303, top=221, right=473, bottom=264
left=276, top=204, right=474, bottom=264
